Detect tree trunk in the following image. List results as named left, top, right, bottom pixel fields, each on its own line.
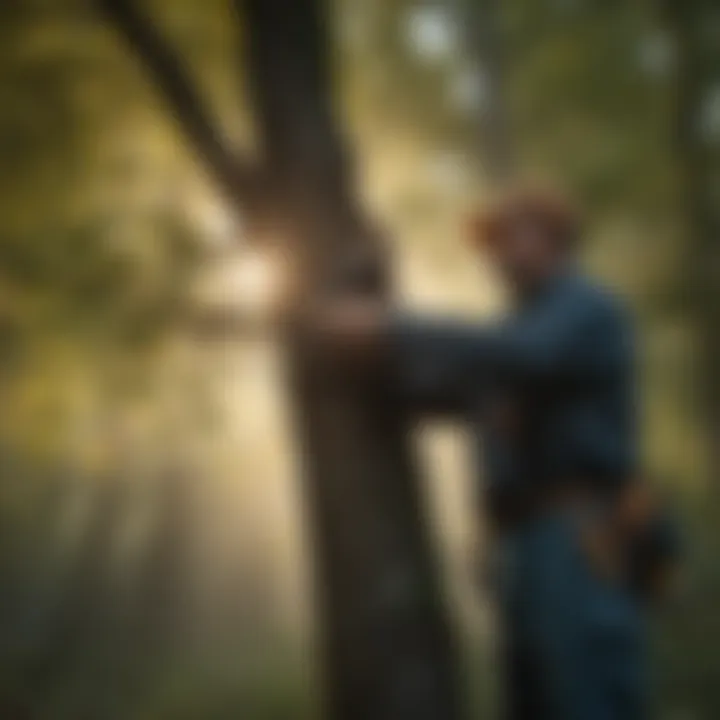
left=239, top=2, right=464, bottom=719
left=665, top=0, right=720, bottom=487
left=455, top=0, right=515, bottom=183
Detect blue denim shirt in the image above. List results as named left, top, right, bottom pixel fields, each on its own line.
left=392, top=273, right=638, bottom=508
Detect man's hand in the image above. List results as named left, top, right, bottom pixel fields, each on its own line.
left=302, top=297, right=389, bottom=368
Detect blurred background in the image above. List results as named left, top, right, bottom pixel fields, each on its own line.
left=0, top=0, right=718, bottom=717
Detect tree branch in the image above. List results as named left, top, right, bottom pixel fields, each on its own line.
left=98, top=0, right=262, bottom=213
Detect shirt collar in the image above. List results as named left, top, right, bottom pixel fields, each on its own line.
left=513, top=264, right=576, bottom=313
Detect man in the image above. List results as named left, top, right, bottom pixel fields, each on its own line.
left=312, top=185, right=649, bottom=719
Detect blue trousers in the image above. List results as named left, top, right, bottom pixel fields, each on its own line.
left=496, top=511, right=647, bottom=720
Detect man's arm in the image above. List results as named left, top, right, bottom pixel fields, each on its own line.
left=389, top=288, right=628, bottom=397
left=310, top=299, right=487, bottom=416
left=389, top=314, right=492, bottom=415
left=310, top=285, right=629, bottom=411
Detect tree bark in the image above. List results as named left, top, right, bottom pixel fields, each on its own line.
left=664, top=0, right=720, bottom=487
left=239, top=2, right=464, bottom=719
left=455, top=0, right=515, bottom=183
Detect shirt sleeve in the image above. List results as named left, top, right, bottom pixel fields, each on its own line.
left=389, top=313, right=491, bottom=417
left=389, top=289, right=630, bottom=411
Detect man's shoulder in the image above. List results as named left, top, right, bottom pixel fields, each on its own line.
left=559, top=274, right=631, bottom=327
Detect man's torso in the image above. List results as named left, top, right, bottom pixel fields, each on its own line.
left=475, top=274, right=637, bottom=515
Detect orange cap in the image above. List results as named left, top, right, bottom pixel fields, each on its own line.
left=469, top=184, right=582, bottom=251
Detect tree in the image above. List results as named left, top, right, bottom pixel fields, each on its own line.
left=663, top=0, right=720, bottom=487
left=453, top=0, right=514, bottom=182
left=99, top=1, right=465, bottom=719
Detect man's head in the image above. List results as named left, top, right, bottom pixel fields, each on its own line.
left=470, top=184, right=581, bottom=298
